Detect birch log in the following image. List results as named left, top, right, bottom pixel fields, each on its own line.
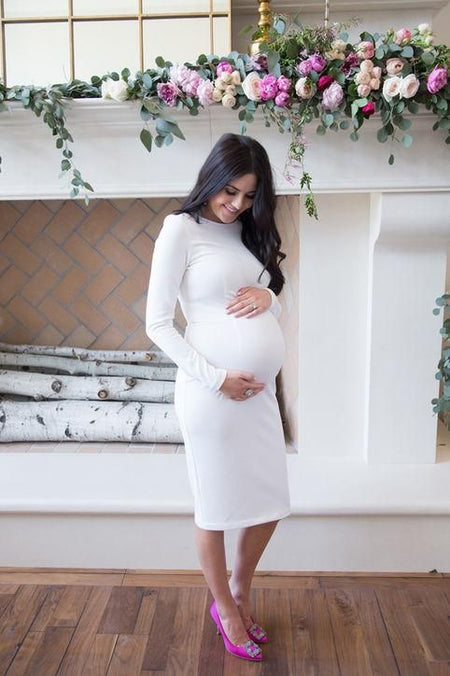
left=0, top=352, right=177, bottom=380
left=0, top=370, right=175, bottom=403
left=0, top=400, right=183, bottom=442
left=0, top=342, right=171, bottom=365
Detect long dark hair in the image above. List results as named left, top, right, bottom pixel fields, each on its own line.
left=175, top=133, right=285, bottom=295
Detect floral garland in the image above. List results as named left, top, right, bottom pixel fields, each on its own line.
left=0, top=18, right=448, bottom=217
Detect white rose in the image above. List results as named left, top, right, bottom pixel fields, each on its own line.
left=242, top=72, right=262, bottom=101
left=357, top=84, right=371, bottom=97
left=212, top=87, right=223, bottom=102
left=382, top=75, right=402, bottom=102
left=295, top=77, right=317, bottom=99
left=400, top=73, right=420, bottom=98
left=214, top=77, right=226, bottom=91
left=360, top=59, right=374, bottom=74
left=219, top=72, right=233, bottom=85
left=332, top=38, right=347, bottom=52
left=101, top=78, right=128, bottom=102
left=230, top=70, right=241, bottom=85
left=325, top=49, right=345, bottom=60
left=418, top=23, right=430, bottom=34
left=424, top=35, right=434, bottom=46
left=355, top=72, right=371, bottom=85
left=222, top=93, right=236, bottom=107
left=225, top=85, right=236, bottom=95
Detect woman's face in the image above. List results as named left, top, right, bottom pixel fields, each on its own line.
left=202, top=173, right=257, bottom=224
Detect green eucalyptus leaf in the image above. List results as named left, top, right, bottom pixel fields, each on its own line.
left=140, top=128, right=153, bottom=152
left=401, top=45, right=414, bottom=58
left=61, top=159, right=71, bottom=171
left=155, top=56, right=165, bottom=68
left=402, top=133, right=413, bottom=147
left=377, top=127, right=388, bottom=142
left=339, top=120, right=350, bottom=130
left=316, top=125, right=326, bottom=135
left=388, top=153, right=395, bottom=165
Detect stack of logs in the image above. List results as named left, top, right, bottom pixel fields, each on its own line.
left=0, top=342, right=182, bottom=443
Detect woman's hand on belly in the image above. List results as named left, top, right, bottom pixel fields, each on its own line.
left=219, top=370, right=265, bottom=401
left=225, top=286, right=271, bottom=318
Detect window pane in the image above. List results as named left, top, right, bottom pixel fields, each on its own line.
left=213, top=0, right=229, bottom=11
left=73, top=0, right=138, bottom=15
left=144, top=17, right=210, bottom=66
left=5, top=22, right=69, bottom=85
left=213, top=16, right=229, bottom=56
left=3, top=0, right=66, bottom=18
left=74, top=20, right=139, bottom=80
left=143, top=0, right=209, bottom=13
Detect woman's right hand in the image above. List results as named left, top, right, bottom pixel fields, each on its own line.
left=219, top=370, right=265, bottom=401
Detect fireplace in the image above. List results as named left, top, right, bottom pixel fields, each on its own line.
left=0, top=190, right=300, bottom=449
left=0, top=101, right=449, bottom=573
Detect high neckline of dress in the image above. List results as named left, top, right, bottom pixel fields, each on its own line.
left=198, top=215, right=240, bottom=228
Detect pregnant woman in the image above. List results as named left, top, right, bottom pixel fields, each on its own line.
left=146, top=133, right=290, bottom=662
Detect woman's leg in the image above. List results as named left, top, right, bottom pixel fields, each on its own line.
left=194, top=525, right=249, bottom=645
left=228, top=520, right=279, bottom=627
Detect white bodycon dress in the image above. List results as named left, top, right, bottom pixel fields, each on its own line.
left=146, top=212, right=290, bottom=530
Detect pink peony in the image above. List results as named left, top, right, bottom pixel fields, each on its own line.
left=156, top=82, right=180, bottom=106
left=356, top=41, right=375, bottom=59
left=318, top=75, right=334, bottom=90
left=394, top=28, right=412, bottom=45
left=297, top=59, right=313, bottom=76
left=197, top=78, right=214, bottom=106
left=277, top=75, right=292, bottom=92
left=427, top=65, right=448, bottom=93
left=181, top=70, right=201, bottom=97
left=216, top=61, right=233, bottom=76
left=361, top=101, right=375, bottom=117
left=322, top=81, right=344, bottom=109
left=274, top=91, right=290, bottom=107
left=309, top=53, right=327, bottom=72
left=259, top=74, right=278, bottom=100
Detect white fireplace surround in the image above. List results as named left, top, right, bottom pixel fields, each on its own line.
left=0, top=100, right=449, bottom=571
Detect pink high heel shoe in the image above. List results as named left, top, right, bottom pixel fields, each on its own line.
left=247, top=618, right=268, bottom=644
left=210, top=601, right=263, bottom=662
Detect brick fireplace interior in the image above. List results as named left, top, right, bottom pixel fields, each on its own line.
left=0, top=195, right=299, bottom=452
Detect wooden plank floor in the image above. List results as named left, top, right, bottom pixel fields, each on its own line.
left=0, top=569, right=448, bottom=675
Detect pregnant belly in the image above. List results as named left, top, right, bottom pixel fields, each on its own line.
left=185, top=313, right=285, bottom=383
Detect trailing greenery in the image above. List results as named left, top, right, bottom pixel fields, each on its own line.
left=432, top=293, right=450, bottom=430
left=0, top=17, right=448, bottom=215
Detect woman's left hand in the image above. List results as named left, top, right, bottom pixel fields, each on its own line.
left=225, top=286, right=272, bottom=318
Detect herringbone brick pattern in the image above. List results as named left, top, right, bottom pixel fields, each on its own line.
left=0, top=197, right=184, bottom=349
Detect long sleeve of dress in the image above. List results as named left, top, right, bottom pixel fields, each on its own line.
left=146, top=215, right=227, bottom=392
left=265, top=287, right=282, bottom=319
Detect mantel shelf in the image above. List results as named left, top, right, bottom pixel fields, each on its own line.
left=0, top=101, right=448, bottom=199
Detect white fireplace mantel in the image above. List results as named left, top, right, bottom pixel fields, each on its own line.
left=0, top=100, right=449, bottom=199
left=0, top=99, right=449, bottom=571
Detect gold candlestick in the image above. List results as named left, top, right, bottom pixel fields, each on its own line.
left=250, top=0, right=272, bottom=55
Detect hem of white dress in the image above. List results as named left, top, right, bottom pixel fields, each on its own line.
left=194, top=509, right=291, bottom=531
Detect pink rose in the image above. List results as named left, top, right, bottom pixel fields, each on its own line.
left=309, top=53, right=327, bottom=72
left=259, top=74, right=278, bottom=100
left=372, top=66, right=382, bottom=79
left=221, top=93, right=236, bottom=108
left=216, top=61, right=233, bottom=76
left=297, top=59, right=313, bottom=76
left=197, top=79, right=214, bottom=106
left=361, top=101, right=375, bottom=117
left=318, top=75, right=334, bottom=90
left=156, top=82, right=180, bottom=106
left=277, top=75, right=292, bottom=92
left=295, top=77, right=317, bottom=99
left=394, top=28, right=412, bottom=45
left=274, top=91, right=290, bottom=107
left=369, top=78, right=380, bottom=90
left=427, top=65, right=448, bottom=93
left=356, top=41, right=375, bottom=59
left=322, top=81, right=344, bottom=110
left=360, top=59, right=374, bottom=74
left=400, top=73, right=420, bottom=98
left=357, top=84, right=371, bottom=97
left=386, top=58, right=404, bottom=75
